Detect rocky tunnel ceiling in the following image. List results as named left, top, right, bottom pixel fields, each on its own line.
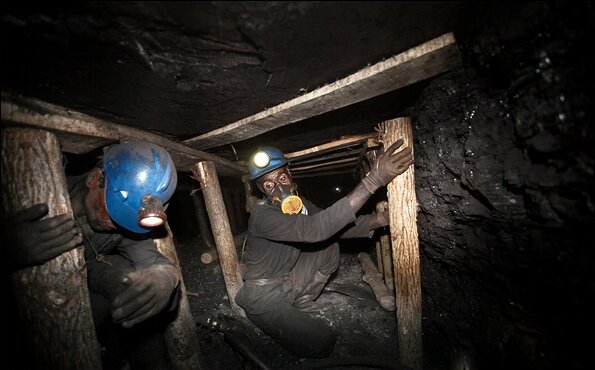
left=2, top=1, right=470, bottom=162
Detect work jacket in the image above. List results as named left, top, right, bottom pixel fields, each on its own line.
left=242, top=196, right=374, bottom=281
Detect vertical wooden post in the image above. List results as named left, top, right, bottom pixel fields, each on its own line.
left=357, top=252, right=395, bottom=311
left=192, top=161, right=245, bottom=316
left=376, top=201, right=394, bottom=294
left=382, top=118, right=422, bottom=370
left=375, top=240, right=384, bottom=275
left=0, top=128, right=102, bottom=370
left=191, top=191, right=216, bottom=250
left=153, top=224, right=203, bottom=370
left=200, top=247, right=219, bottom=265
left=231, top=185, right=247, bottom=231
left=221, top=188, right=236, bottom=235
left=242, top=174, right=259, bottom=214
left=191, top=192, right=219, bottom=264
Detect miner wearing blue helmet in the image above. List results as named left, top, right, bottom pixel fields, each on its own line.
left=2, top=140, right=180, bottom=369
left=235, top=140, right=413, bottom=358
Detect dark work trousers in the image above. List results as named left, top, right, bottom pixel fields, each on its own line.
left=236, top=242, right=340, bottom=358
left=87, top=255, right=172, bottom=370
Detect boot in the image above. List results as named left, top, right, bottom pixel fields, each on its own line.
left=294, top=271, right=334, bottom=313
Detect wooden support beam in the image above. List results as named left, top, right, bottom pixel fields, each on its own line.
left=289, top=162, right=359, bottom=178
left=363, top=148, right=376, bottom=183
left=1, top=94, right=247, bottom=177
left=199, top=247, right=217, bottom=265
left=357, top=252, right=395, bottom=312
left=291, top=168, right=355, bottom=179
left=191, top=191, right=217, bottom=258
left=192, top=161, right=245, bottom=316
left=289, top=147, right=361, bottom=167
left=290, top=156, right=358, bottom=172
left=376, top=201, right=394, bottom=294
left=242, top=175, right=259, bottom=214
left=356, top=141, right=371, bottom=180
left=285, top=133, right=379, bottom=160
left=0, top=127, right=102, bottom=369
left=183, top=33, right=459, bottom=150
left=200, top=231, right=248, bottom=265
left=153, top=224, right=202, bottom=370
left=382, top=118, right=422, bottom=370
left=200, top=247, right=218, bottom=265
left=375, top=240, right=384, bottom=275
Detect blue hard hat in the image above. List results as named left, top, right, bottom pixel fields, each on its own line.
left=249, top=146, right=288, bottom=180
left=103, top=141, right=177, bottom=234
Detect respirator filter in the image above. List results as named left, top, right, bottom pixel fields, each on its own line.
left=280, top=194, right=303, bottom=215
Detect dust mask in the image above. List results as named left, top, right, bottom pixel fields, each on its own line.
left=270, top=184, right=303, bottom=215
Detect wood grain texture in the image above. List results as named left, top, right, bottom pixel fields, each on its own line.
left=358, top=252, right=395, bottom=311
left=153, top=224, right=203, bottom=370
left=376, top=201, right=395, bottom=294
left=192, top=161, right=245, bottom=316
left=0, top=128, right=101, bottom=370
left=183, top=33, right=459, bottom=150
left=382, top=118, right=423, bottom=370
left=1, top=95, right=247, bottom=176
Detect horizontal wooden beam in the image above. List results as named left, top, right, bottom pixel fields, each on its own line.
left=286, top=133, right=378, bottom=160
left=290, top=157, right=358, bottom=173
left=183, top=32, right=460, bottom=150
left=291, top=168, right=355, bottom=179
left=1, top=94, right=247, bottom=177
left=290, top=148, right=361, bottom=167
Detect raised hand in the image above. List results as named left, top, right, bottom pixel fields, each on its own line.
left=362, top=139, right=413, bottom=193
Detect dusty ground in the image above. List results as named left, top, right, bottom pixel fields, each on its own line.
left=175, top=236, right=408, bottom=370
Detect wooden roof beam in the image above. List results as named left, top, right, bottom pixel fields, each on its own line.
left=183, top=32, right=460, bottom=150
left=285, top=133, right=378, bottom=160
left=290, top=157, right=359, bottom=173
left=1, top=94, right=247, bottom=177
left=290, top=148, right=362, bottom=167
left=291, top=168, right=357, bottom=179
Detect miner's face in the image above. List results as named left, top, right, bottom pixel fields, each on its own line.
left=257, top=166, right=293, bottom=199
left=84, top=169, right=116, bottom=231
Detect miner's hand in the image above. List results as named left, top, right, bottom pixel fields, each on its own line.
left=362, top=139, right=414, bottom=193
left=2, top=203, right=83, bottom=271
left=111, top=264, right=180, bottom=328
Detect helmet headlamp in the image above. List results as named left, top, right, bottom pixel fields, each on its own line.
left=253, top=151, right=270, bottom=168
left=103, top=141, right=177, bottom=234
left=248, top=146, right=289, bottom=180
left=137, top=195, right=167, bottom=228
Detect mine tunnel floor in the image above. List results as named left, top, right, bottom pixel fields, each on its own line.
left=176, top=236, right=413, bottom=370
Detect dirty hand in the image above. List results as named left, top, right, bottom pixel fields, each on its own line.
left=377, top=210, right=389, bottom=227
left=362, top=139, right=414, bottom=193
left=2, top=203, right=83, bottom=271
left=111, top=264, right=179, bottom=328
left=369, top=209, right=390, bottom=230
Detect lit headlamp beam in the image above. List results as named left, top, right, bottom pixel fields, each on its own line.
left=137, top=195, right=167, bottom=228
left=252, top=151, right=270, bottom=168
